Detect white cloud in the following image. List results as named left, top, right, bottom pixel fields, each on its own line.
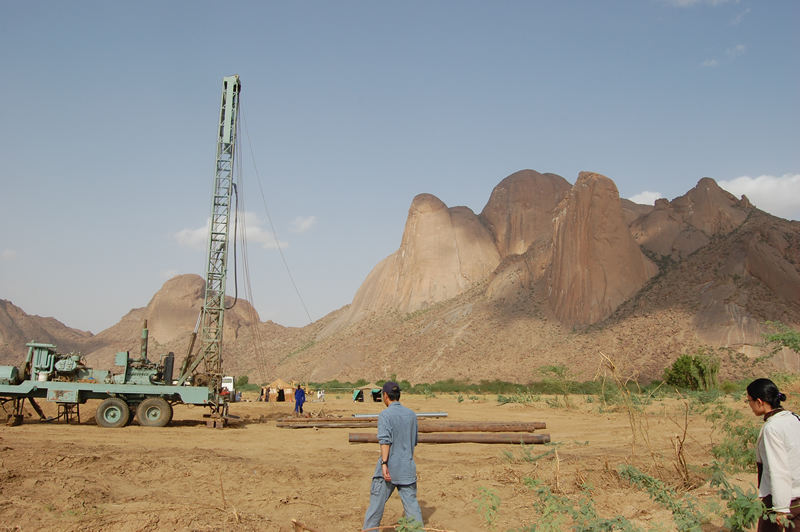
left=2, top=249, right=17, bottom=261
left=628, top=191, right=663, bottom=205
left=239, top=212, right=289, bottom=249
left=726, top=44, right=746, bottom=61
left=289, top=216, right=317, bottom=234
left=731, top=7, right=750, bottom=25
left=174, top=211, right=288, bottom=251
left=663, top=0, right=734, bottom=7
left=717, top=174, right=800, bottom=220
left=174, top=224, right=209, bottom=250
left=702, top=44, right=745, bottom=68
left=160, top=269, right=179, bottom=279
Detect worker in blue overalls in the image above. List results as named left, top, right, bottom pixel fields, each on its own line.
left=294, top=384, right=306, bottom=417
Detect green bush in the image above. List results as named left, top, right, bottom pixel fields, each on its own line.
left=709, top=462, right=764, bottom=531
left=705, top=403, right=759, bottom=472
left=765, top=321, right=800, bottom=353
left=518, top=478, right=641, bottom=531
left=663, top=349, right=720, bottom=391
left=234, top=375, right=260, bottom=392
left=618, top=465, right=708, bottom=531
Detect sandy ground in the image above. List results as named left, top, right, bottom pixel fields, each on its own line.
left=0, top=392, right=760, bottom=531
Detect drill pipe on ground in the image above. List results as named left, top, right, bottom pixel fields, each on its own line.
left=351, top=412, right=447, bottom=419
left=278, top=420, right=546, bottom=432
left=278, top=422, right=377, bottom=429
left=349, top=432, right=551, bottom=444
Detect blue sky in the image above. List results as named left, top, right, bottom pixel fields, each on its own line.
left=1, top=0, right=798, bottom=334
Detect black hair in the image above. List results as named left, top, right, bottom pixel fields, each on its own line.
left=747, top=378, right=787, bottom=409
left=385, top=387, right=401, bottom=402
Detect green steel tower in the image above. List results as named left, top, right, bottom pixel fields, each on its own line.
left=178, top=75, right=241, bottom=392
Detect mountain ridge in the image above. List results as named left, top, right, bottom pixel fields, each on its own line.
left=1, top=169, right=798, bottom=385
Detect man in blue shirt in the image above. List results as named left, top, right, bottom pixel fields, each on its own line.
left=294, top=384, right=306, bottom=416
left=363, top=381, right=424, bottom=530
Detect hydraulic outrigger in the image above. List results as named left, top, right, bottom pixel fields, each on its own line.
left=0, top=76, right=242, bottom=428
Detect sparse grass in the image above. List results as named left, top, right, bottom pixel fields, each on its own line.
left=497, top=391, right=542, bottom=405
left=473, top=487, right=500, bottom=530
left=289, top=340, right=316, bottom=356
left=618, top=465, right=713, bottom=531
left=704, top=401, right=759, bottom=473
left=516, top=478, right=642, bottom=532
left=502, top=443, right=555, bottom=464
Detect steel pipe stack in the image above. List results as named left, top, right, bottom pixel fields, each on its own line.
left=349, top=432, right=551, bottom=444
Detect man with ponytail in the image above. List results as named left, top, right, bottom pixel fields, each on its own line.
left=747, top=378, right=800, bottom=530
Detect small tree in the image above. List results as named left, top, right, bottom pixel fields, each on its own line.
left=538, top=364, right=578, bottom=407
left=765, top=321, right=800, bottom=354
left=663, top=349, right=720, bottom=391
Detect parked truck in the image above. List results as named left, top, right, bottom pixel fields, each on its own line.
left=0, top=75, right=243, bottom=428
left=0, top=325, right=212, bottom=428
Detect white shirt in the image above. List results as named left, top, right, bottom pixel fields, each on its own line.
left=756, top=409, right=800, bottom=513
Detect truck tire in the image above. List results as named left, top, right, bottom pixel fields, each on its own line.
left=96, top=397, right=130, bottom=428
left=136, top=397, right=173, bottom=428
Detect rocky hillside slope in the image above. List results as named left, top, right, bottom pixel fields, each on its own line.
left=1, top=169, right=798, bottom=385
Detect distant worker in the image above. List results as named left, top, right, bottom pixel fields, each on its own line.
left=363, top=381, right=423, bottom=530
left=746, top=378, right=800, bottom=530
left=294, top=384, right=306, bottom=416
left=318, top=389, right=325, bottom=402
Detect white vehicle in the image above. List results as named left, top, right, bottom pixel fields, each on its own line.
left=221, top=376, right=235, bottom=394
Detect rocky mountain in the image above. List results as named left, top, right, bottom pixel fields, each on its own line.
left=545, top=172, right=659, bottom=326
left=0, top=300, right=92, bottom=355
left=631, top=177, right=750, bottom=260
left=1, top=169, right=798, bottom=385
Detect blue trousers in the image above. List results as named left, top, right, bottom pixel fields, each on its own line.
left=363, top=477, right=423, bottom=530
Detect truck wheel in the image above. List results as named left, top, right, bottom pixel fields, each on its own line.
left=136, top=398, right=173, bottom=428
left=96, top=398, right=130, bottom=428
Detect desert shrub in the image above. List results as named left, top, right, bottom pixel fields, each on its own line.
left=497, top=391, right=542, bottom=405
left=686, top=389, right=723, bottom=414
left=663, top=349, right=720, bottom=391
left=473, top=487, right=500, bottom=529
left=538, top=364, right=579, bottom=407
left=516, top=478, right=641, bottom=532
left=708, top=461, right=764, bottom=532
left=618, top=465, right=711, bottom=531
left=502, top=444, right=556, bottom=464
left=705, top=402, right=759, bottom=472
left=234, top=375, right=260, bottom=392
left=396, top=516, right=424, bottom=532
left=764, top=321, right=800, bottom=353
